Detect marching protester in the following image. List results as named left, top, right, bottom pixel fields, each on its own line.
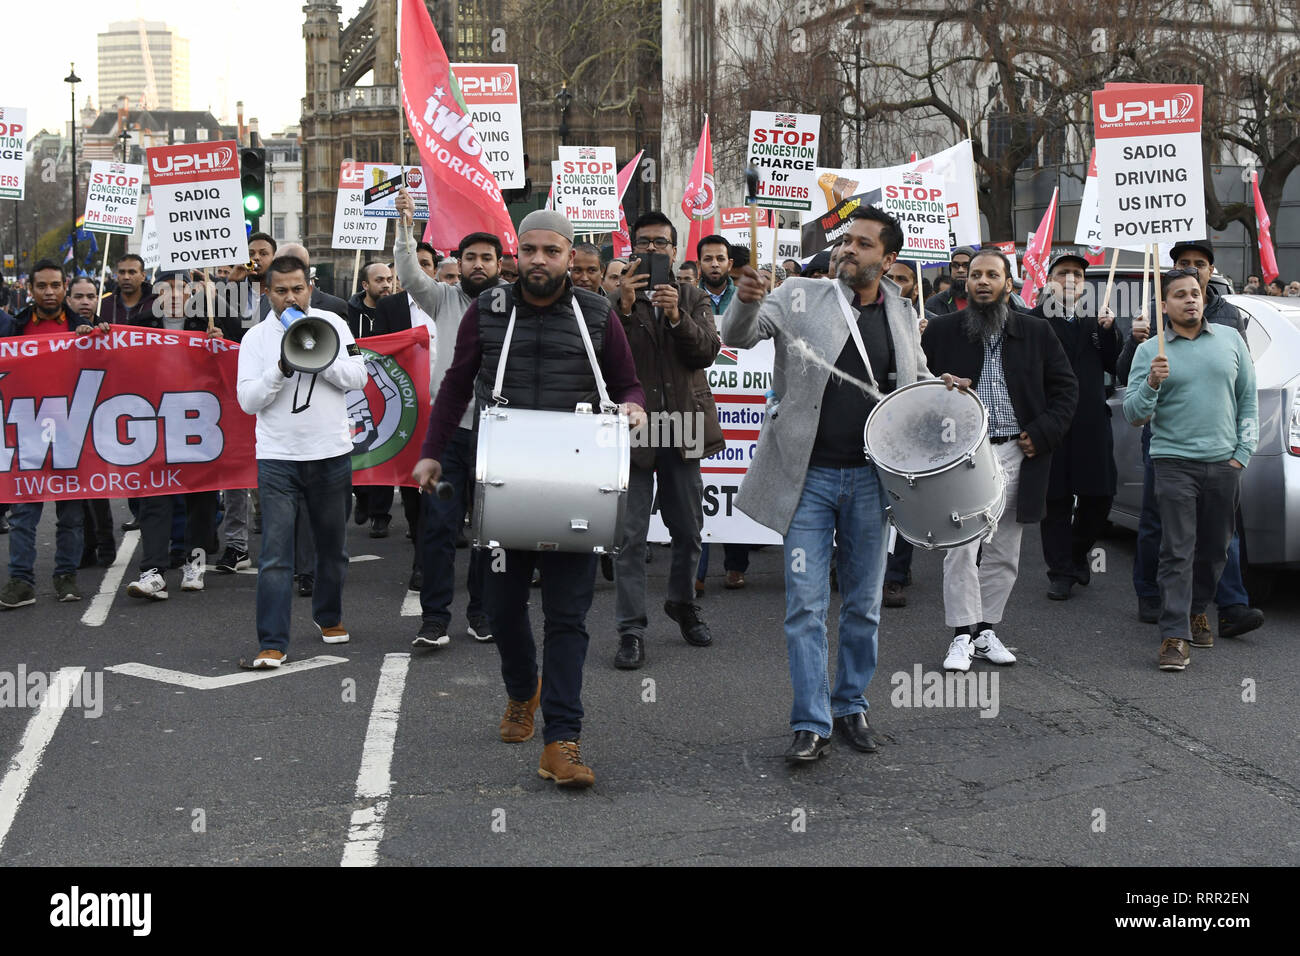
left=98, top=254, right=156, bottom=325
left=1030, top=252, right=1123, bottom=600
left=924, top=246, right=974, bottom=315
left=921, top=248, right=1077, bottom=673
left=723, top=208, right=931, bottom=763
left=69, top=279, right=114, bottom=568
left=393, top=185, right=501, bottom=645
left=1117, top=240, right=1264, bottom=638
left=67, top=276, right=102, bottom=325
left=348, top=261, right=397, bottom=539
left=412, top=209, right=646, bottom=789
left=235, top=255, right=368, bottom=667
left=693, top=234, right=749, bottom=593
left=571, top=242, right=604, bottom=293
left=782, top=258, right=802, bottom=277
left=1, top=261, right=85, bottom=608
left=677, top=260, right=699, bottom=285
left=802, top=250, right=832, bottom=279
left=436, top=258, right=461, bottom=285
left=610, top=211, right=724, bottom=670
left=1123, top=268, right=1257, bottom=670
left=500, top=254, right=519, bottom=283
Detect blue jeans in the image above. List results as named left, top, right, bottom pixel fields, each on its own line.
left=256, top=454, right=352, bottom=652
left=419, top=427, right=484, bottom=625
left=1134, top=424, right=1250, bottom=607
left=782, top=465, right=888, bottom=737
left=7, top=501, right=84, bottom=583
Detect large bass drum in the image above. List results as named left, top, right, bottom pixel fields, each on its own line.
left=473, top=404, right=630, bottom=553
left=863, top=379, right=1005, bottom=549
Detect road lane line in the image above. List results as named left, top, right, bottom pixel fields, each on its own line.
left=340, top=653, right=410, bottom=867
left=400, top=590, right=421, bottom=616
left=81, top=530, right=140, bottom=627
left=106, top=655, right=348, bottom=689
left=0, top=667, right=85, bottom=856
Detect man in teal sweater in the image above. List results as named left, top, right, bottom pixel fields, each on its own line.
left=1123, top=269, right=1257, bottom=671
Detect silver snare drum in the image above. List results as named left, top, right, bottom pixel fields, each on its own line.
left=863, top=379, right=1005, bottom=549
left=473, top=405, right=630, bottom=553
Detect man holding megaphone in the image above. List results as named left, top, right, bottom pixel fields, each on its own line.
left=236, top=255, right=369, bottom=669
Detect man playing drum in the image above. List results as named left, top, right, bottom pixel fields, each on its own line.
left=723, top=208, right=931, bottom=764
left=921, top=249, right=1078, bottom=673
left=412, top=210, right=646, bottom=789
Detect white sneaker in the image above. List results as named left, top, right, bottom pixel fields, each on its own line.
left=973, top=629, right=1016, bottom=665
left=943, top=633, right=974, bottom=672
left=181, top=559, right=205, bottom=592
left=127, top=570, right=169, bottom=601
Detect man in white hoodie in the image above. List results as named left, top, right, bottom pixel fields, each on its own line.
left=236, top=255, right=369, bottom=668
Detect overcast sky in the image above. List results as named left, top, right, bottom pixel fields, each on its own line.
left=13, top=1, right=366, bottom=137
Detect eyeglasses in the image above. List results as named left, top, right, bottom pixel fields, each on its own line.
left=633, top=237, right=674, bottom=251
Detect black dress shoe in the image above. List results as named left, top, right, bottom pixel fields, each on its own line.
left=369, top=515, right=391, bottom=538
left=614, top=634, right=645, bottom=669
left=1047, top=577, right=1073, bottom=601
left=1219, top=604, right=1264, bottom=638
left=664, top=600, right=712, bottom=646
left=121, top=518, right=140, bottom=531
left=833, top=712, right=879, bottom=753
left=1073, top=563, right=1091, bottom=586
left=784, top=731, right=831, bottom=763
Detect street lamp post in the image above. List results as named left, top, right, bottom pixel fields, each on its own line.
left=556, top=81, right=573, bottom=148
left=64, top=63, right=80, bottom=263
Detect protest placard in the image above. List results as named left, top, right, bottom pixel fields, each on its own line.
left=83, top=161, right=144, bottom=236
left=557, top=146, right=618, bottom=233
left=332, top=161, right=387, bottom=249
left=145, top=140, right=248, bottom=270
left=879, top=171, right=950, bottom=263
left=361, top=163, right=429, bottom=219
left=0, top=106, right=26, bottom=200
left=451, top=63, right=524, bottom=190
left=1092, top=84, right=1205, bottom=246
left=746, top=111, right=820, bottom=211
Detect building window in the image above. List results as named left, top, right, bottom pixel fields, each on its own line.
left=273, top=180, right=285, bottom=194
left=273, top=214, right=286, bottom=240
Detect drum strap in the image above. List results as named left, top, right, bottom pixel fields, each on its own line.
left=491, top=297, right=616, bottom=412
left=832, top=283, right=881, bottom=393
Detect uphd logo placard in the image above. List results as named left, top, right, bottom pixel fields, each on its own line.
left=1098, top=92, right=1196, bottom=124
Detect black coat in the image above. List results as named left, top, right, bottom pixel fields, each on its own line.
left=921, top=308, right=1079, bottom=523
left=373, top=291, right=413, bottom=335
left=1029, top=301, right=1124, bottom=498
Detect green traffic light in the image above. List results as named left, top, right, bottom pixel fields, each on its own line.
left=244, top=194, right=263, bottom=214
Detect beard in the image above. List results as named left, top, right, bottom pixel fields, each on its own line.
left=950, top=277, right=967, bottom=296
left=841, top=258, right=884, bottom=289
left=521, top=269, right=565, bottom=300
left=962, top=294, right=1011, bottom=342
left=461, top=271, right=499, bottom=298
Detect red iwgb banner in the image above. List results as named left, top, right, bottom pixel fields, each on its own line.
left=0, top=328, right=430, bottom=502
left=399, top=0, right=518, bottom=255
left=1252, top=169, right=1279, bottom=284
left=1021, top=187, right=1058, bottom=308
left=681, top=117, right=716, bottom=262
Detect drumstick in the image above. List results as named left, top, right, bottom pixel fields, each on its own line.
left=745, top=164, right=760, bottom=267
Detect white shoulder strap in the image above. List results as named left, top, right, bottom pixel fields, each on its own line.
left=490, top=296, right=614, bottom=411
left=831, top=281, right=879, bottom=391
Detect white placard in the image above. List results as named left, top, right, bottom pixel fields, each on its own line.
left=1093, top=84, right=1205, bottom=246
left=84, top=161, right=144, bottom=236
left=332, top=161, right=387, bottom=250
left=361, top=163, right=429, bottom=219
left=145, top=140, right=248, bottom=270
left=746, top=111, right=821, bottom=211
left=140, top=194, right=160, bottom=271
left=879, top=171, right=950, bottom=263
left=451, top=63, right=524, bottom=190
left=0, top=106, right=26, bottom=200
left=557, top=146, right=618, bottom=232
left=647, top=336, right=781, bottom=546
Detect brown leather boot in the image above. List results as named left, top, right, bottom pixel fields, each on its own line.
left=499, top=677, right=541, bottom=743
left=538, top=740, right=595, bottom=788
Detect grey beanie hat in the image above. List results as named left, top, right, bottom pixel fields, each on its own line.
left=517, top=209, right=574, bottom=244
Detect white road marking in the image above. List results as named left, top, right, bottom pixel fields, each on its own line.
left=400, top=590, right=421, bottom=616
left=340, top=653, right=410, bottom=867
left=106, top=655, right=348, bottom=689
left=80, top=530, right=140, bottom=627
left=0, top=667, right=85, bottom=856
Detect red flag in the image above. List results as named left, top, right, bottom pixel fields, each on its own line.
left=611, top=151, right=644, bottom=257
left=1252, top=170, right=1279, bottom=285
left=398, top=0, right=518, bottom=254
left=1020, top=187, right=1058, bottom=308
left=680, top=117, right=716, bottom=262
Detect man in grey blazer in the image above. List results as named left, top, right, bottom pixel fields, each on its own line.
left=722, top=207, right=931, bottom=763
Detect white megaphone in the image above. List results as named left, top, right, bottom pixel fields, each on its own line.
left=279, top=305, right=340, bottom=375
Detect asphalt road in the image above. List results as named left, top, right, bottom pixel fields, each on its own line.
left=0, top=500, right=1297, bottom=867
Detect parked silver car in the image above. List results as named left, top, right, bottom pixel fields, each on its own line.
left=1108, top=294, right=1300, bottom=594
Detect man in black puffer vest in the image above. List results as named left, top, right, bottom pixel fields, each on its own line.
left=413, top=210, right=646, bottom=790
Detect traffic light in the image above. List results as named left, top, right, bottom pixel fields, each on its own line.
left=240, top=147, right=267, bottom=231
left=502, top=152, right=531, bottom=204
